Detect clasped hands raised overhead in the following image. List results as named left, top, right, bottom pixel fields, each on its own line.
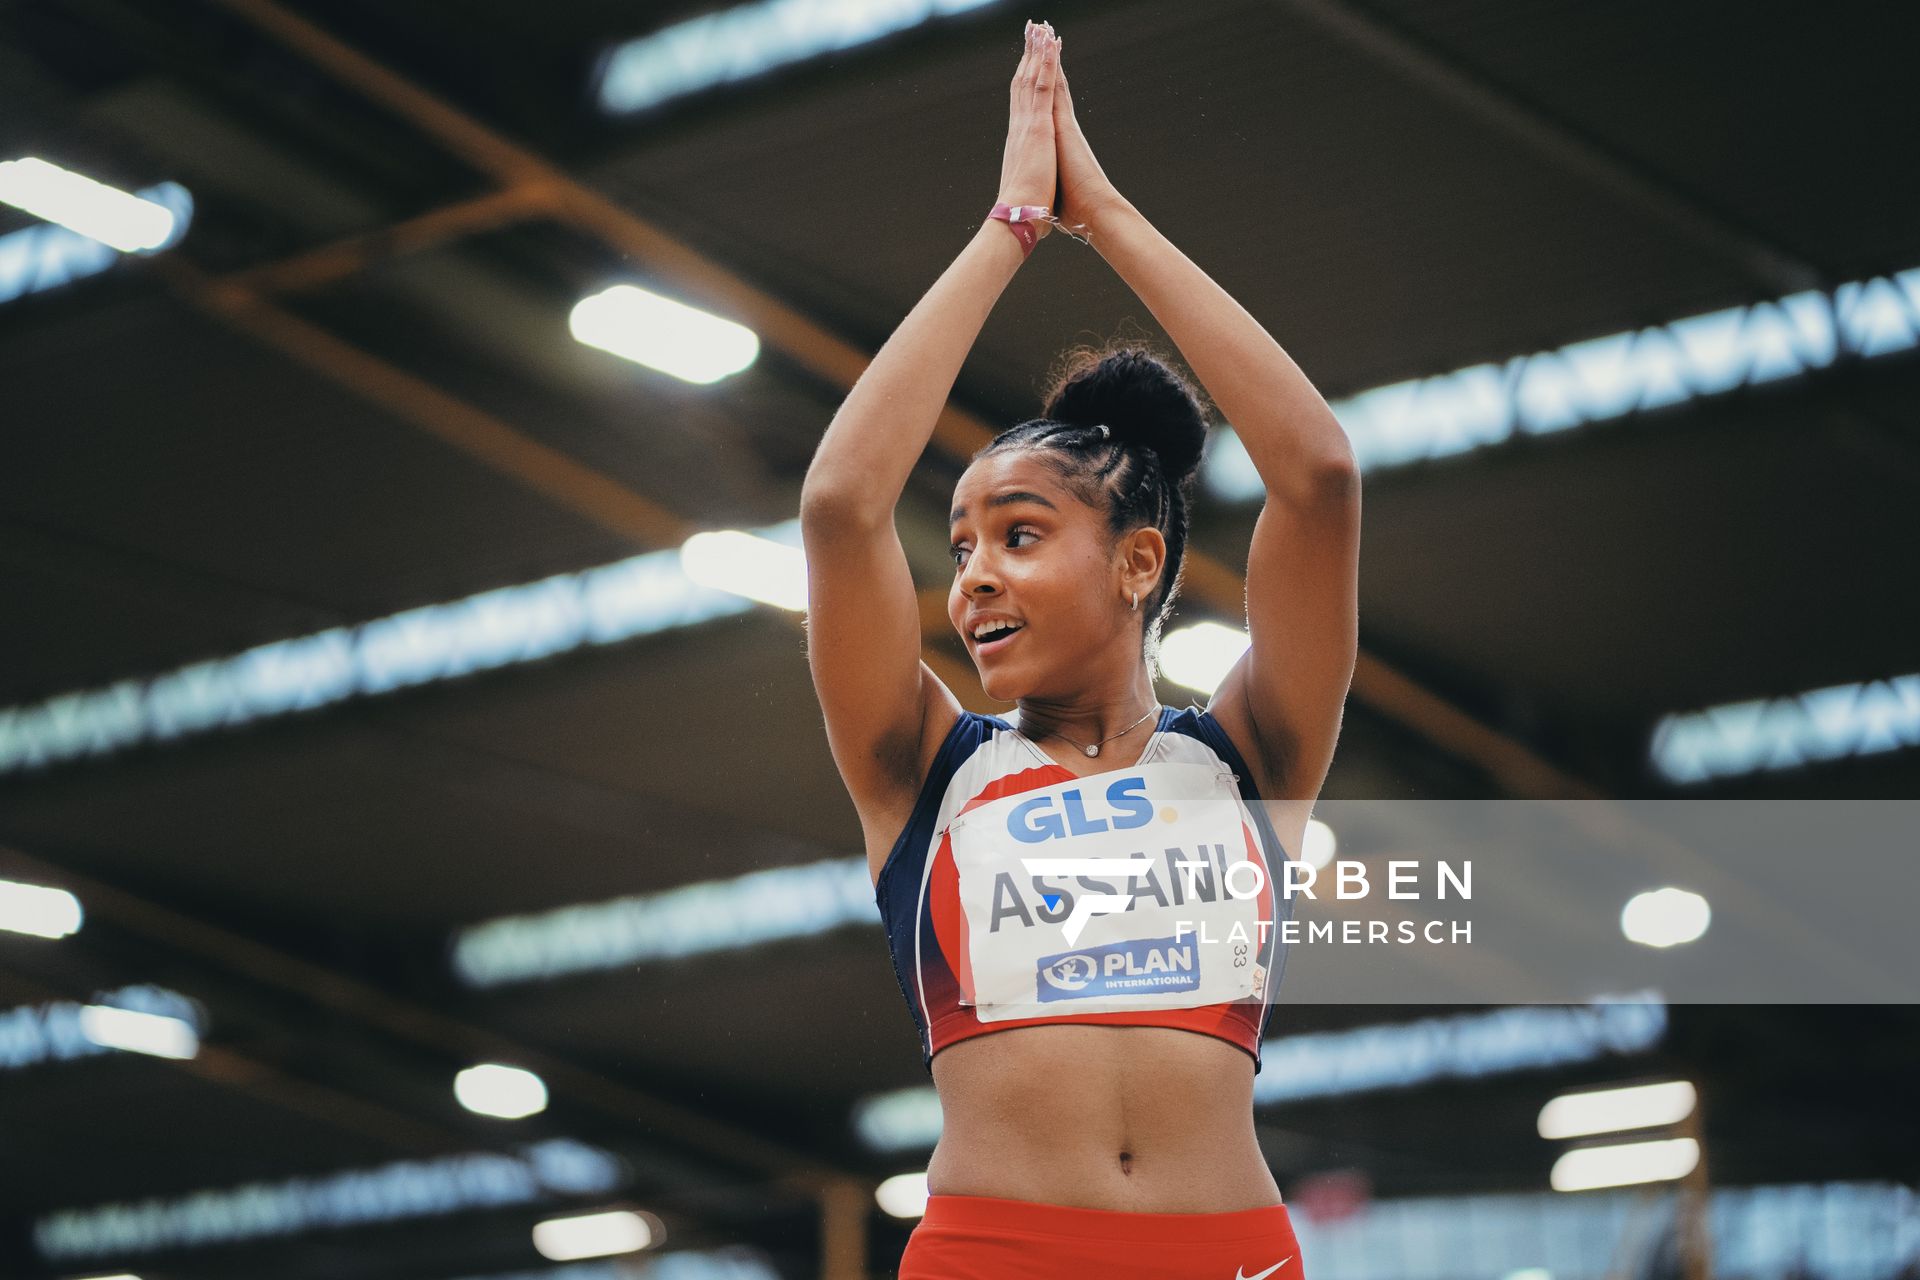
left=999, top=18, right=1126, bottom=245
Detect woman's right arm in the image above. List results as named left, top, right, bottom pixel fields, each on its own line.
left=800, top=216, right=1028, bottom=858
left=801, top=25, right=1061, bottom=864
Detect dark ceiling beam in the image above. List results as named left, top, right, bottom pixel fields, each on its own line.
left=1279, top=2, right=1920, bottom=624
left=0, top=841, right=851, bottom=1194
left=175, top=171, right=1603, bottom=801
left=1281, top=0, right=1826, bottom=295
left=205, top=0, right=552, bottom=190
left=210, top=183, right=559, bottom=297
left=0, top=966, right=468, bottom=1155
left=0, top=517, right=882, bottom=1259
left=165, top=247, right=989, bottom=708
left=195, top=0, right=1601, bottom=798
left=156, top=253, right=694, bottom=548
left=0, top=956, right=817, bottom=1275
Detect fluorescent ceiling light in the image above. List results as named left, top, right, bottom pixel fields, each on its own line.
left=2, top=986, right=200, bottom=1072
left=1651, top=671, right=1920, bottom=785
left=1537, top=1080, right=1697, bottom=1139
left=875, top=1171, right=930, bottom=1219
left=76, top=1006, right=198, bottom=1060
left=0, top=181, right=192, bottom=306
left=0, top=157, right=178, bottom=251
left=36, top=1139, right=621, bottom=1260
left=532, top=1209, right=655, bottom=1261
left=596, top=0, right=1003, bottom=115
left=1204, top=266, right=1920, bottom=491
left=451, top=856, right=873, bottom=987
left=854, top=1088, right=946, bottom=1154
left=1301, top=817, right=1337, bottom=870
left=454, top=1063, right=549, bottom=1119
left=1157, top=620, right=1251, bottom=694
left=855, top=993, right=1669, bottom=1150
left=1619, top=887, right=1710, bottom=948
left=0, top=878, right=82, bottom=938
left=1550, top=1136, right=1699, bottom=1191
left=1250, top=994, right=1668, bottom=1107
left=0, top=523, right=812, bottom=778
left=570, top=284, right=758, bottom=383
left=680, top=529, right=807, bottom=609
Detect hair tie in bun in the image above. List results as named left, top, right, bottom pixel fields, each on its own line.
left=1094, top=423, right=1110, bottom=440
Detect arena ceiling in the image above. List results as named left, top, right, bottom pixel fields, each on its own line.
left=1, top=1, right=1915, bottom=1277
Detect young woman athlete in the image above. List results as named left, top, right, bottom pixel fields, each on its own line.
left=801, top=19, right=1361, bottom=1278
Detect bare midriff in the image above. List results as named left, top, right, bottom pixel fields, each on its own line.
left=925, top=1022, right=1283, bottom=1213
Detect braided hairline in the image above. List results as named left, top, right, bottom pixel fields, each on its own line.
left=984, top=421, right=1186, bottom=625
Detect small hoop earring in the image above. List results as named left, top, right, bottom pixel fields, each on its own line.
left=1130, top=590, right=1139, bottom=611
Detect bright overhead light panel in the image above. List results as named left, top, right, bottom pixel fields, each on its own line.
left=1537, top=1080, right=1697, bottom=1139
left=1158, top=620, right=1251, bottom=694
left=1651, top=670, right=1920, bottom=784
left=855, top=993, right=1670, bottom=1151
left=1204, top=265, right=1920, bottom=491
left=595, top=0, right=1003, bottom=115
left=76, top=1005, right=199, bottom=1060
left=1620, top=887, right=1711, bottom=948
left=451, top=855, right=874, bottom=987
left=1, top=986, right=200, bottom=1072
left=875, top=1171, right=931, bottom=1219
left=680, top=529, right=807, bottom=609
left=1550, top=1136, right=1700, bottom=1191
left=0, top=180, right=191, bottom=306
left=532, top=1208, right=655, bottom=1261
left=1301, top=817, right=1338, bottom=870
left=0, top=878, right=82, bottom=938
left=454, top=1063, right=549, bottom=1119
left=0, top=522, right=809, bottom=778
left=570, top=284, right=759, bottom=383
left=0, top=157, right=178, bottom=252
left=34, top=1139, right=623, bottom=1261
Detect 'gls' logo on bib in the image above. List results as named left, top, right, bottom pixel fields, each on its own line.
left=944, top=761, right=1270, bottom=1022
left=1004, top=776, right=1154, bottom=842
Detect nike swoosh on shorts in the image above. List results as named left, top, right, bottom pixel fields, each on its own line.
left=1235, top=1256, right=1293, bottom=1280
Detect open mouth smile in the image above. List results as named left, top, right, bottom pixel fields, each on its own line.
left=969, top=621, right=1025, bottom=658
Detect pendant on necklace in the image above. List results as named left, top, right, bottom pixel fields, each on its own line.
left=1085, top=745, right=1100, bottom=757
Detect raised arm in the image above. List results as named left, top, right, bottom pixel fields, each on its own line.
left=801, top=22, right=1062, bottom=873
left=1050, top=35, right=1361, bottom=800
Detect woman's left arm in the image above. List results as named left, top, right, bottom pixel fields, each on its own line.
left=1044, top=28, right=1358, bottom=795
left=1089, top=198, right=1361, bottom=798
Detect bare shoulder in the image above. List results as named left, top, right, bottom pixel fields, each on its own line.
left=855, top=662, right=966, bottom=886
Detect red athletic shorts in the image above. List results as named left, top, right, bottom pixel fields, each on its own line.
left=897, top=1193, right=1304, bottom=1279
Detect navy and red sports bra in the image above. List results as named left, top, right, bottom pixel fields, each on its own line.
left=874, top=703, right=1292, bottom=1074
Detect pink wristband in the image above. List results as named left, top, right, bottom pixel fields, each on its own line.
left=988, top=201, right=1047, bottom=257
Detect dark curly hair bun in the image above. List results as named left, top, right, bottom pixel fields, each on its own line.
left=1045, top=344, right=1210, bottom=485
left=969, top=337, right=1215, bottom=679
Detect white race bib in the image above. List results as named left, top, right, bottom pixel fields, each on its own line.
left=944, top=760, right=1269, bottom=1023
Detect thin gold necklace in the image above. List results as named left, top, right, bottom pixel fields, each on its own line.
left=1022, top=702, right=1160, bottom=758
